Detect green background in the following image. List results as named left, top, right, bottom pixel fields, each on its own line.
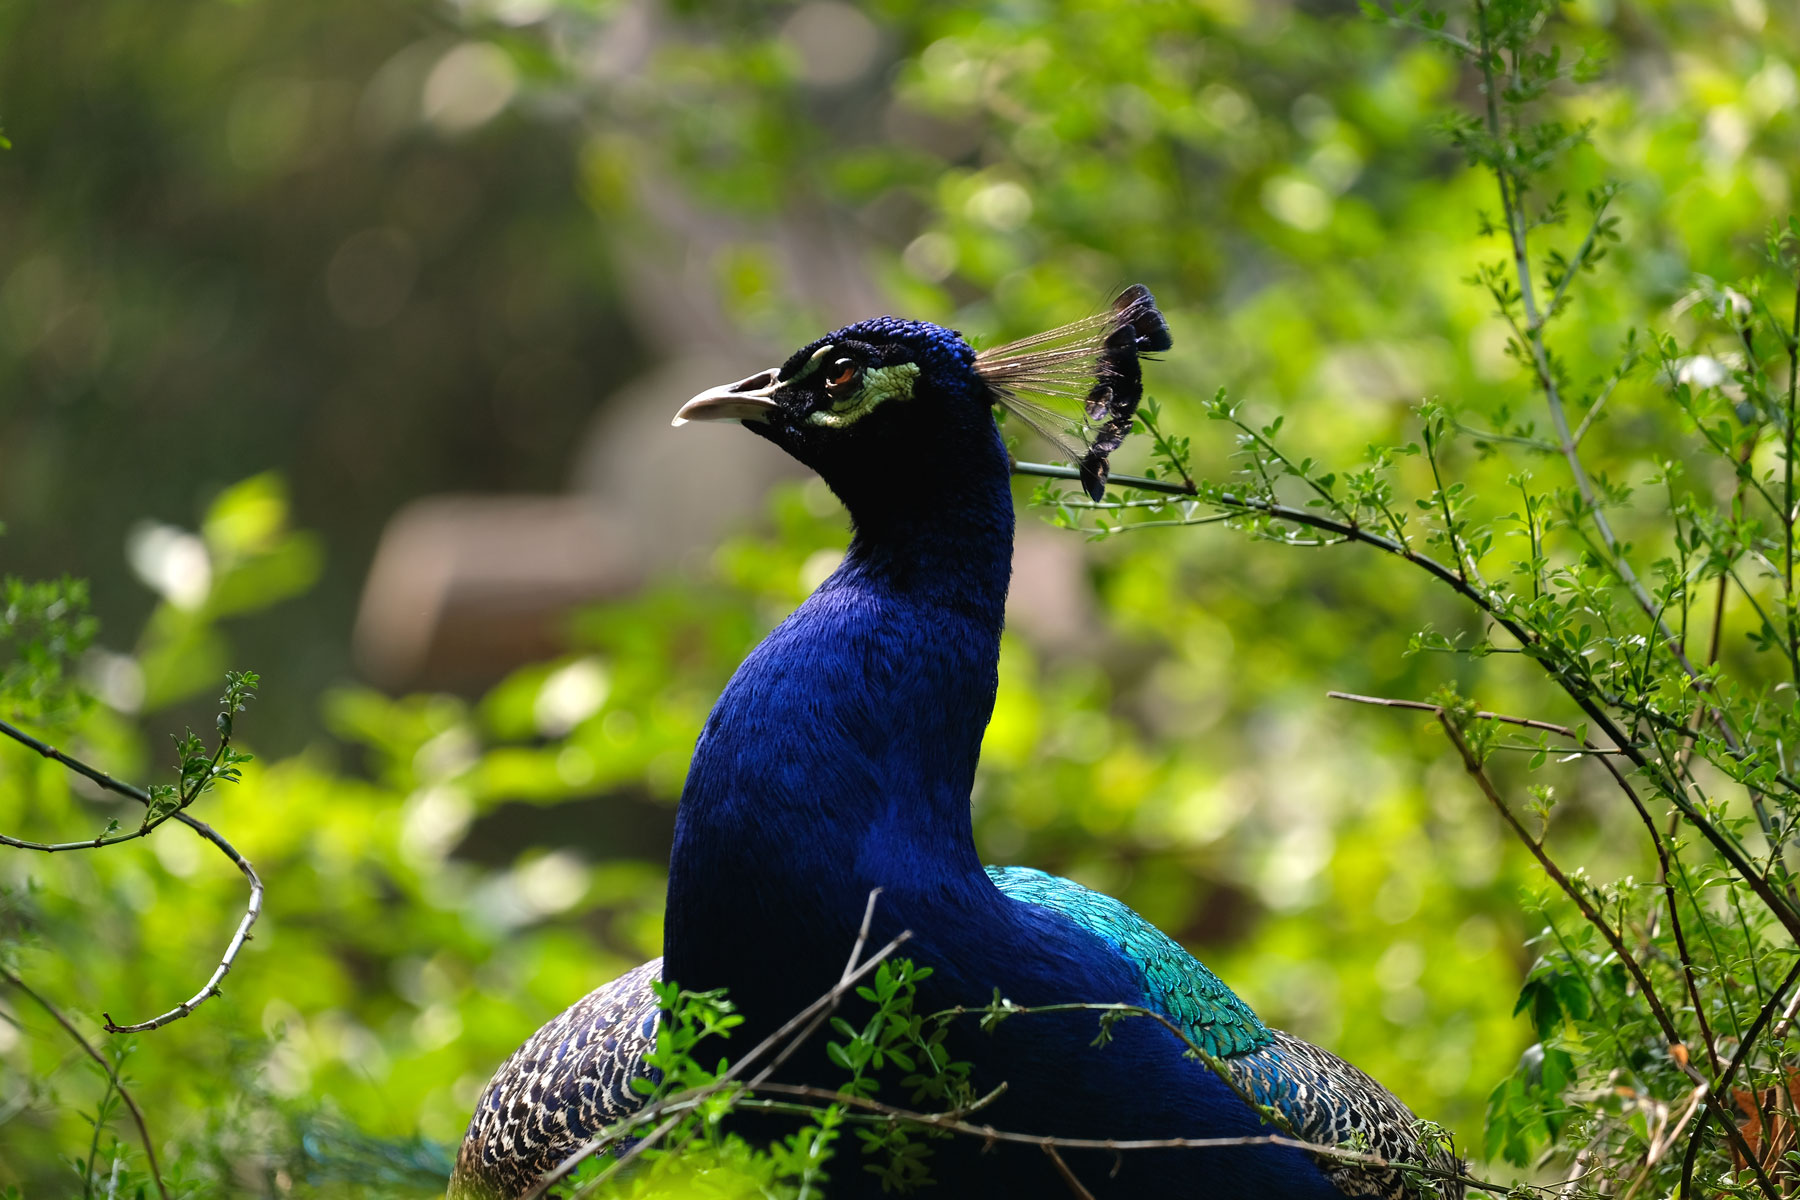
left=2, top=0, right=1796, bottom=1192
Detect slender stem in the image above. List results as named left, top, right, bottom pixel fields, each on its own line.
left=744, top=887, right=885, bottom=1091
left=1425, top=417, right=1474, bottom=583
left=1622, top=1083, right=1707, bottom=1200
left=928, top=998, right=1305, bottom=1142
left=0, top=717, right=230, bottom=851
left=1521, top=479, right=1544, bottom=602
left=1541, top=191, right=1615, bottom=330
left=1333, top=691, right=1723, bottom=1073
left=1137, top=405, right=1196, bottom=493
left=0, top=717, right=151, bottom=803
left=1014, top=459, right=1800, bottom=944
left=1429, top=707, right=1780, bottom=1200
left=742, top=1083, right=1505, bottom=1194
left=1449, top=418, right=1557, bottom=453
left=1673, top=854, right=1746, bottom=1042
left=0, top=716, right=265, bottom=1033
left=521, top=924, right=915, bottom=1200
left=1228, top=413, right=1347, bottom=519
left=1785, top=272, right=1799, bottom=676
left=1471, top=2, right=1770, bottom=850
left=1679, top=958, right=1800, bottom=1198
left=0, top=969, right=168, bottom=1200
left=561, top=1112, right=683, bottom=1200
left=103, top=810, right=264, bottom=1033
left=82, top=1068, right=115, bottom=1200
left=1043, top=1142, right=1098, bottom=1200
left=1570, top=352, right=1631, bottom=449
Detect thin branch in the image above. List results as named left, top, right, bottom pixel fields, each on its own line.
left=563, top=1112, right=684, bottom=1200
left=1402, top=690, right=1777, bottom=1200
left=927, top=997, right=1307, bottom=1142
left=1015, top=458, right=1800, bottom=944
left=0, top=717, right=152, bottom=805
left=521, top=921, right=916, bottom=1200
left=1042, top=1142, right=1098, bottom=1200
left=1769, top=976, right=1800, bottom=1041
left=1784, top=269, right=1800, bottom=685
left=0, top=716, right=227, bottom=850
left=1622, top=1083, right=1706, bottom=1200
left=1449, top=418, right=1558, bottom=453
left=740, top=1082, right=1505, bottom=1195
left=744, top=887, right=884, bottom=1091
left=1540, top=191, right=1614, bottom=330
left=1425, top=414, right=1481, bottom=584
left=82, top=1062, right=114, bottom=1200
left=0, top=968, right=168, bottom=1200
left=0, top=717, right=265, bottom=1033
left=1374, top=5, right=1479, bottom=56
left=1136, top=404, right=1197, bottom=493
left=517, top=976, right=1503, bottom=1199
left=1678, top=957, right=1800, bottom=1198
left=104, top=811, right=263, bottom=1033
left=1469, top=1, right=1774, bottom=849
left=1570, top=350, right=1633, bottom=449
left=1328, top=690, right=1722, bottom=1073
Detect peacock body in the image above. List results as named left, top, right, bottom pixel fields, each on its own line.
left=452, top=291, right=1462, bottom=1200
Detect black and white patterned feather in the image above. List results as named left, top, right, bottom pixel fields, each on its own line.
left=1229, top=1031, right=1463, bottom=1198
left=450, top=880, right=1463, bottom=1200
left=450, top=958, right=662, bottom=1200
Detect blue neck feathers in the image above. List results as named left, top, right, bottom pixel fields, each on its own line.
left=663, top=415, right=1014, bottom=992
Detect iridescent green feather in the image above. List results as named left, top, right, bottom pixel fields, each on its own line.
left=985, top=865, right=1272, bottom=1060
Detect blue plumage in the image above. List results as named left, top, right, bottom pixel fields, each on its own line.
left=986, top=865, right=1271, bottom=1060
left=452, top=290, right=1462, bottom=1200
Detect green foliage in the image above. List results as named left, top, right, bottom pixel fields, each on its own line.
left=4, top=0, right=1800, bottom=1196
left=548, top=958, right=970, bottom=1200
left=1038, top=1, right=1800, bottom=1192
left=144, top=672, right=258, bottom=829
left=1, top=576, right=96, bottom=726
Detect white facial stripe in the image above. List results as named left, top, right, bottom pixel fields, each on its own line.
left=783, top=344, right=835, bottom=386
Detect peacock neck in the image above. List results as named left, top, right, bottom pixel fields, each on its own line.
left=664, top=433, right=1016, bottom=984
left=834, top=465, right=1016, bottom=626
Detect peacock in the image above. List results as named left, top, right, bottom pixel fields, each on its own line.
left=450, top=289, right=1462, bottom=1200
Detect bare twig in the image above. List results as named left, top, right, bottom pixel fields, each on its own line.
left=1015, top=458, right=1800, bottom=944
left=0, top=716, right=228, bottom=849
left=1335, top=686, right=1781, bottom=1200
left=515, top=955, right=1504, bottom=1200
left=925, top=997, right=1307, bottom=1142
left=104, top=811, right=263, bottom=1033
left=0, top=717, right=264, bottom=1033
left=741, top=1082, right=1506, bottom=1195
left=1785, top=271, right=1799, bottom=671
left=1042, top=1142, right=1098, bottom=1199
left=1570, top=353, right=1632, bottom=449
left=1622, top=1083, right=1705, bottom=1200
left=1677, top=957, right=1800, bottom=1198
left=1328, top=690, right=1722, bottom=1073
left=1770, top=978, right=1800, bottom=1041
left=745, top=887, right=884, bottom=1091
left=523, top=933, right=1493, bottom=1200
left=521, top=920, right=915, bottom=1200
left=0, top=968, right=168, bottom=1200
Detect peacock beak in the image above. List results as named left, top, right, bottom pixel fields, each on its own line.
left=672, top=369, right=784, bottom=427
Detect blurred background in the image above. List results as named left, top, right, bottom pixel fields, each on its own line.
left=1, top=0, right=1796, bottom=1193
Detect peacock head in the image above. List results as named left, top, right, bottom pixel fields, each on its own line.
left=672, top=286, right=1171, bottom=504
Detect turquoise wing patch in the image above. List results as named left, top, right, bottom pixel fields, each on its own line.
left=985, top=865, right=1272, bottom=1060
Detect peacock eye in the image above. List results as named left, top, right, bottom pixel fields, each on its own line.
left=825, top=359, right=859, bottom=393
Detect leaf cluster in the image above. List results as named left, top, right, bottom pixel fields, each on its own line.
left=1037, top=1, right=1800, bottom=1194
